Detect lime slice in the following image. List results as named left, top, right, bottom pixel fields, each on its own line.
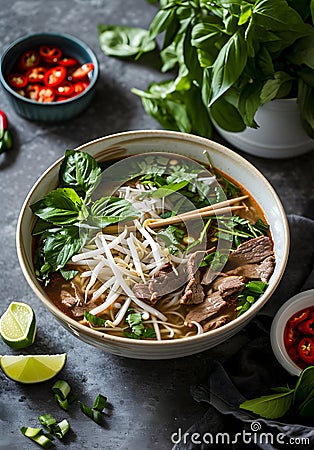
left=0, top=301, right=36, bottom=348
left=0, top=354, right=67, bottom=384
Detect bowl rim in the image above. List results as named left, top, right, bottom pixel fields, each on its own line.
left=270, top=289, right=314, bottom=376
left=0, top=31, right=99, bottom=105
left=16, top=129, right=290, bottom=347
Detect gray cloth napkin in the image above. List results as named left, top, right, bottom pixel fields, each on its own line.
left=173, top=215, right=314, bottom=450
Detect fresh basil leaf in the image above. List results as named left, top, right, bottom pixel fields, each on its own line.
left=90, top=196, right=139, bottom=228
left=157, top=225, right=184, bottom=254
left=148, top=6, right=176, bottom=41
left=59, top=268, right=79, bottom=281
left=238, top=81, right=263, bottom=128
left=293, top=366, right=314, bottom=410
left=30, top=188, right=88, bottom=225
left=84, top=311, right=106, bottom=327
left=59, top=149, right=101, bottom=197
left=98, top=24, right=155, bottom=57
left=152, top=180, right=189, bottom=198
left=260, top=71, right=294, bottom=104
left=287, top=34, right=314, bottom=70
left=256, top=46, right=275, bottom=79
left=297, top=78, right=314, bottom=138
left=43, top=226, right=88, bottom=272
left=209, top=29, right=248, bottom=106
left=210, top=96, right=246, bottom=132
left=239, top=389, right=294, bottom=419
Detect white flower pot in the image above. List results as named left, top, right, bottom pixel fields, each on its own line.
left=215, top=98, right=314, bottom=159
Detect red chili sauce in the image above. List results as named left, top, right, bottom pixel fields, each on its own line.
left=284, top=306, right=314, bottom=369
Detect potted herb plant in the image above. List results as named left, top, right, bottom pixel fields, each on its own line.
left=98, top=0, right=314, bottom=158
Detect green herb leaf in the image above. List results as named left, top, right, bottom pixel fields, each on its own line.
left=157, top=225, right=184, bottom=254
left=239, top=389, right=294, bottom=419
left=90, top=196, right=139, bottom=228
left=152, top=180, right=189, bottom=198
left=84, top=311, right=107, bottom=327
left=31, top=188, right=87, bottom=226
left=59, top=268, right=78, bottom=281
left=124, top=310, right=156, bottom=339
left=40, top=226, right=88, bottom=275
left=98, top=24, right=155, bottom=57
left=293, top=365, right=314, bottom=416
left=59, top=149, right=102, bottom=197
left=209, top=29, right=248, bottom=106
left=236, top=281, right=268, bottom=316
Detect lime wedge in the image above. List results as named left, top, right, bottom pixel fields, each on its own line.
left=0, top=301, right=36, bottom=348
left=0, top=354, right=67, bottom=384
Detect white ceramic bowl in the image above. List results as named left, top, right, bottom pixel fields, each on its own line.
left=16, top=130, right=290, bottom=359
left=215, top=99, right=314, bottom=159
left=271, top=289, right=314, bottom=376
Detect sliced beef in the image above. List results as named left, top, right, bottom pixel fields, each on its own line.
left=60, top=281, right=84, bottom=308
left=185, top=291, right=226, bottom=323
left=211, top=275, right=244, bottom=298
left=225, top=236, right=274, bottom=271
left=202, top=315, right=229, bottom=332
left=133, top=263, right=185, bottom=306
left=180, top=251, right=205, bottom=305
left=226, top=255, right=275, bottom=282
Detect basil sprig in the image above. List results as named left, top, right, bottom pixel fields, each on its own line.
left=240, top=366, right=314, bottom=420
left=98, top=1, right=314, bottom=137
left=31, top=150, right=139, bottom=282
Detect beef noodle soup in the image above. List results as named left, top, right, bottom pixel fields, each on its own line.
left=31, top=150, right=275, bottom=341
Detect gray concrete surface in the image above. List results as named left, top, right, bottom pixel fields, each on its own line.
left=0, top=1, right=314, bottom=449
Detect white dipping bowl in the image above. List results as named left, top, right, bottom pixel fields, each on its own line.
left=16, top=130, right=289, bottom=359
left=271, top=289, right=314, bottom=376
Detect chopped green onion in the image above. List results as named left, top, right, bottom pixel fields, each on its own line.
left=93, top=394, right=107, bottom=412
left=79, top=401, right=102, bottom=425
left=53, top=419, right=70, bottom=439
left=20, top=427, right=53, bottom=449
left=52, top=379, right=71, bottom=400
left=54, top=393, right=69, bottom=411
left=38, top=414, right=57, bottom=431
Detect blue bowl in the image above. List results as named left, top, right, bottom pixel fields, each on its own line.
left=0, top=32, right=99, bottom=122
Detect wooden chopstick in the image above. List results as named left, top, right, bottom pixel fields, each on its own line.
left=143, top=205, right=245, bottom=229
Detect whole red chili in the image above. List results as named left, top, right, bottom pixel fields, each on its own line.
left=298, top=337, right=314, bottom=364
left=43, top=66, right=67, bottom=87
left=0, top=110, right=13, bottom=154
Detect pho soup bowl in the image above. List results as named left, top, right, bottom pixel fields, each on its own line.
left=16, top=130, right=290, bottom=359
left=0, top=32, right=99, bottom=122
left=271, top=289, right=314, bottom=376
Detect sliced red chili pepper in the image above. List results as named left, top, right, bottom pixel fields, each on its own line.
left=298, top=319, right=314, bottom=335
left=59, top=56, right=79, bottom=67
left=70, top=63, right=94, bottom=80
left=73, top=81, right=89, bottom=95
left=288, top=308, right=310, bottom=327
left=7, top=73, right=28, bottom=89
left=26, top=67, right=47, bottom=83
left=19, top=50, right=40, bottom=70
left=39, top=45, right=62, bottom=62
left=38, top=86, right=55, bottom=103
left=298, top=337, right=314, bottom=364
left=56, top=81, right=74, bottom=97
left=284, top=324, right=301, bottom=348
left=26, top=84, right=41, bottom=101
left=43, top=66, right=67, bottom=87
